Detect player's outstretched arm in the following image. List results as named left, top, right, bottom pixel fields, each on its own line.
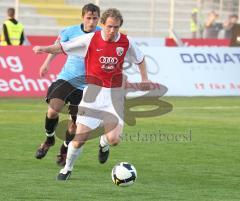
left=33, top=43, right=63, bottom=54
left=39, top=54, right=57, bottom=77
left=39, top=39, right=61, bottom=77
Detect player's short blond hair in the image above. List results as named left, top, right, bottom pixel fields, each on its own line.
left=101, top=8, right=123, bottom=27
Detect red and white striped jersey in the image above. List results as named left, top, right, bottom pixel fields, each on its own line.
left=61, top=30, right=144, bottom=87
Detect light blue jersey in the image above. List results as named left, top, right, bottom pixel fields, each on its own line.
left=57, top=24, right=101, bottom=90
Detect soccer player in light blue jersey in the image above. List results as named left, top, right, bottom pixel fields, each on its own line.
left=35, top=3, right=101, bottom=166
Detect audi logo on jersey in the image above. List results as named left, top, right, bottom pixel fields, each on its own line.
left=99, top=56, right=119, bottom=72
left=99, top=56, right=118, bottom=64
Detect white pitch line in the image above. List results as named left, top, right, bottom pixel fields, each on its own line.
left=0, top=106, right=240, bottom=113
left=0, top=110, right=44, bottom=113
left=174, top=106, right=240, bottom=110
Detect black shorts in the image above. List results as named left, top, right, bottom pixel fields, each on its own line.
left=46, top=79, right=83, bottom=122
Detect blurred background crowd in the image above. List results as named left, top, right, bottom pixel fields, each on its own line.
left=0, top=0, right=239, bottom=44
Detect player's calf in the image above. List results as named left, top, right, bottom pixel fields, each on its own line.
left=35, top=115, right=58, bottom=159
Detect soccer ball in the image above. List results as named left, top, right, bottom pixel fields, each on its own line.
left=111, top=162, right=137, bottom=186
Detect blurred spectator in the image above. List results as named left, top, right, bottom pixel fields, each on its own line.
left=204, top=10, right=223, bottom=38
left=190, top=8, right=204, bottom=38
left=223, top=14, right=238, bottom=39
left=190, top=8, right=198, bottom=38
left=230, top=23, right=240, bottom=46
left=0, top=8, right=24, bottom=46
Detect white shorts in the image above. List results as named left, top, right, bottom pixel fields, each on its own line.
left=76, top=84, right=124, bottom=129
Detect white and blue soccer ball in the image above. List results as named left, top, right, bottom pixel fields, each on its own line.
left=111, top=162, right=137, bottom=186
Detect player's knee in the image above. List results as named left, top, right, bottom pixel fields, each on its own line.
left=71, top=140, right=83, bottom=148
left=107, top=135, right=121, bottom=146
left=47, top=108, right=59, bottom=119
left=72, top=132, right=89, bottom=148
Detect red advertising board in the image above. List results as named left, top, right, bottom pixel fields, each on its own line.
left=0, top=46, right=66, bottom=97
left=165, top=38, right=231, bottom=47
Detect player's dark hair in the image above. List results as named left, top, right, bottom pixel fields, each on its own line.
left=101, top=8, right=123, bottom=26
left=82, top=3, right=100, bottom=17
left=7, top=7, right=15, bottom=18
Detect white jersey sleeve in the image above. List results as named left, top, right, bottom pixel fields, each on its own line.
left=125, top=36, right=144, bottom=64
left=60, top=32, right=94, bottom=57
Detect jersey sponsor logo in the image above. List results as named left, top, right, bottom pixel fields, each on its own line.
left=96, top=48, right=103, bottom=52
left=116, top=47, right=124, bottom=56
left=99, top=56, right=119, bottom=72
left=99, top=56, right=118, bottom=64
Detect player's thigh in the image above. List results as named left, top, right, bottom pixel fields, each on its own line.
left=72, top=123, right=93, bottom=147
left=46, top=79, right=76, bottom=113
left=48, top=98, right=65, bottom=116
left=67, top=88, right=83, bottom=120
left=76, top=108, right=102, bottom=130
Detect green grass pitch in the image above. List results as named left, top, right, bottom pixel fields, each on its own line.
left=0, top=97, right=239, bottom=201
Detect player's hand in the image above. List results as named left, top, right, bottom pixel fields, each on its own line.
left=39, top=63, right=49, bottom=77
left=33, top=46, right=44, bottom=54
left=139, top=79, right=153, bottom=91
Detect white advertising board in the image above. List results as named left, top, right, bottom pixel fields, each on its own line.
left=124, top=47, right=240, bottom=96
left=133, top=37, right=165, bottom=47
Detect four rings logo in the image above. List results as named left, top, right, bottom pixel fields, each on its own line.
left=99, top=56, right=119, bottom=72
left=99, top=56, right=118, bottom=64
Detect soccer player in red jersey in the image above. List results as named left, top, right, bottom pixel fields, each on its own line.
left=33, top=8, right=151, bottom=180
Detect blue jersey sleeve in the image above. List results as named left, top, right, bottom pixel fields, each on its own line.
left=60, top=28, right=69, bottom=42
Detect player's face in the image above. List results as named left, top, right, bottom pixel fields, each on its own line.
left=83, top=11, right=99, bottom=32
left=103, top=17, right=121, bottom=42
